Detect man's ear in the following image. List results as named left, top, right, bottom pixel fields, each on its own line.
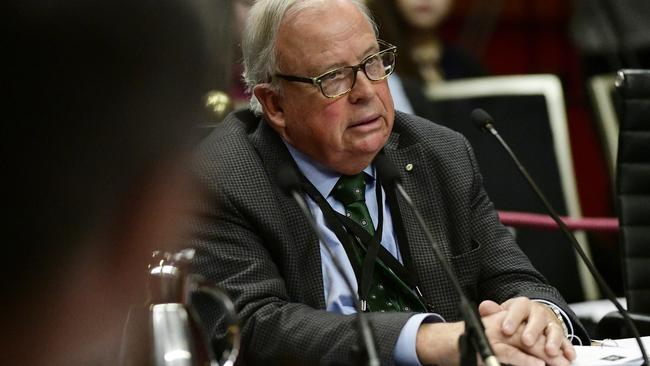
left=253, top=84, right=287, bottom=133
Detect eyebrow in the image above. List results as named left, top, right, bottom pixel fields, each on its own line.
left=317, top=42, right=380, bottom=75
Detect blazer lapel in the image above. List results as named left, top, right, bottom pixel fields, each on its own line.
left=248, top=118, right=326, bottom=309
left=382, top=127, right=458, bottom=314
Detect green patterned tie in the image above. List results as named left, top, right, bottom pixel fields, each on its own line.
left=332, top=173, right=426, bottom=313
left=333, top=174, right=375, bottom=235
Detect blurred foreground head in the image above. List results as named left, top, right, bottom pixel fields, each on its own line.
left=3, top=0, right=215, bottom=364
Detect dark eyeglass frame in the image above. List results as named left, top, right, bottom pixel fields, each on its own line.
left=274, top=40, right=397, bottom=99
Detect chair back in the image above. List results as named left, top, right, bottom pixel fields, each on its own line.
left=588, top=74, right=619, bottom=179
left=426, top=74, right=598, bottom=302
left=615, top=69, right=650, bottom=314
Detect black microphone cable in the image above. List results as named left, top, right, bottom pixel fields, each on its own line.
left=470, top=108, right=649, bottom=366
left=276, top=163, right=380, bottom=366
left=374, top=154, right=501, bottom=366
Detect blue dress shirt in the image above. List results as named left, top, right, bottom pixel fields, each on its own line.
left=286, top=143, right=443, bottom=365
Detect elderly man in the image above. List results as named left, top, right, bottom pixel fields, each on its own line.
left=190, top=0, right=589, bottom=364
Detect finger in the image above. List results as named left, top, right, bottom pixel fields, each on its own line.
left=561, top=338, right=576, bottom=361
left=543, top=353, right=572, bottom=366
left=501, top=297, right=531, bottom=335
left=543, top=322, right=565, bottom=356
left=499, top=297, right=516, bottom=309
left=522, top=305, right=552, bottom=347
left=478, top=300, right=503, bottom=317
left=492, top=343, right=545, bottom=366
left=521, top=333, right=571, bottom=366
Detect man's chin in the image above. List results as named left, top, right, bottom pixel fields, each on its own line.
left=331, top=149, right=383, bottom=175
left=357, top=132, right=390, bottom=155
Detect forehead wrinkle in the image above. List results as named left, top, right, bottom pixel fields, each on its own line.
left=276, top=2, right=377, bottom=75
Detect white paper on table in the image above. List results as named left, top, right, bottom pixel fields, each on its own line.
left=571, top=337, right=650, bottom=366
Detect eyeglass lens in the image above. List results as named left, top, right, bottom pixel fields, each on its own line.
left=320, top=50, right=395, bottom=97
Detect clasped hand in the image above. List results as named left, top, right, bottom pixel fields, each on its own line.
left=478, top=297, right=576, bottom=366
left=416, top=297, right=576, bottom=366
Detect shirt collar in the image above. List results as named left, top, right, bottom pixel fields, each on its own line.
left=284, top=141, right=375, bottom=198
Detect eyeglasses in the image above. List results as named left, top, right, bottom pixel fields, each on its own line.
left=274, top=40, right=397, bottom=99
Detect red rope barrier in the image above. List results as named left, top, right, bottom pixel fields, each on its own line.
left=497, top=211, right=619, bottom=233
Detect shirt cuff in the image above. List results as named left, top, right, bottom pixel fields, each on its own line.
left=532, top=299, right=575, bottom=340
left=394, top=313, right=445, bottom=366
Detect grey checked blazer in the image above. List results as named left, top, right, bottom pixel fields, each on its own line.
left=190, top=109, right=588, bottom=365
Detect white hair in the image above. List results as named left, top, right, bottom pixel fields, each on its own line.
left=241, top=0, right=378, bottom=114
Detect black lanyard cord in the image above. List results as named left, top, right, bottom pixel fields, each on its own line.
left=300, top=178, right=383, bottom=302
left=299, top=174, right=423, bottom=305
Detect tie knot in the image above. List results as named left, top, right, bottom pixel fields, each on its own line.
left=332, top=173, right=367, bottom=206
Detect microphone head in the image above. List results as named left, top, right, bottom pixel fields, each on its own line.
left=374, top=153, right=401, bottom=187
left=470, top=108, right=494, bottom=132
left=277, top=163, right=303, bottom=195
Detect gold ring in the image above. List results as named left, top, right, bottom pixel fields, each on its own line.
left=545, top=322, right=555, bottom=332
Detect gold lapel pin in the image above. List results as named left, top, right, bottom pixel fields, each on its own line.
left=405, top=163, right=414, bottom=172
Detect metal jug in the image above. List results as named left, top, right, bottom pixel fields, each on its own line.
left=120, top=249, right=240, bottom=366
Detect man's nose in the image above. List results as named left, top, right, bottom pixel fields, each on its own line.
left=348, top=69, right=375, bottom=102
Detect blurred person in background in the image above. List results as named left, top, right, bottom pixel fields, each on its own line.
left=368, top=0, right=486, bottom=115
left=2, top=0, right=215, bottom=364
left=370, top=0, right=485, bottom=85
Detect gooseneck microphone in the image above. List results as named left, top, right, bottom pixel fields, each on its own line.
left=470, top=108, right=649, bottom=366
left=276, top=164, right=380, bottom=366
left=374, top=154, right=501, bottom=366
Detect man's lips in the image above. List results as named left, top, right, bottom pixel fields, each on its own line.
left=350, top=115, right=381, bottom=128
